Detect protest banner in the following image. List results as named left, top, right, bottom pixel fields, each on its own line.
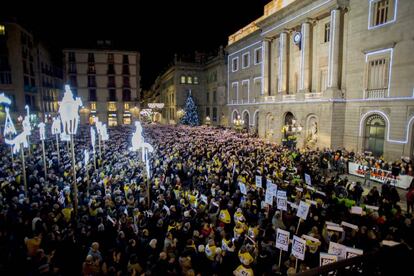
left=276, top=228, right=290, bottom=267
left=320, top=252, right=338, bottom=266
left=328, top=242, right=346, bottom=259
left=277, top=194, right=287, bottom=211
left=265, top=189, right=273, bottom=206
left=292, top=235, right=306, bottom=261
left=256, top=175, right=262, bottom=188
left=345, top=247, right=363, bottom=259
left=239, top=182, right=247, bottom=195
left=305, top=173, right=312, bottom=185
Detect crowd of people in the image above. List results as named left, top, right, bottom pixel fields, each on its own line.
left=0, top=124, right=413, bottom=275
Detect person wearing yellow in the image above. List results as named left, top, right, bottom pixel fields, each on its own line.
left=219, top=208, right=231, bottom=225
left=234, top=208, right=245, bottom=223
left=234, top=249, right=254, bottom=276
left=205, top=239, right=217, bottom=261
left=233, top=221, right=247, bottom=239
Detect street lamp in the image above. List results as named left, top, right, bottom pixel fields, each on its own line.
left=233, top=115, right=244, bottom=132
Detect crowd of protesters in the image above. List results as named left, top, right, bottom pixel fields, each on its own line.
left=0, top=124, right=413, bottom=275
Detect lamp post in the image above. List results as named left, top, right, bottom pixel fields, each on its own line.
left=233, top=115, right=244, bottom=132
left=58, top=85, right=82, bottom=216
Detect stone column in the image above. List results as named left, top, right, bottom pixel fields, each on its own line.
left=299, top=22, right=311, bottom=94
left=278, top=31, right=288, bottom=96
left=262, top=39, right=271, bottom=96
left=326, top=8, right=342, bottom=98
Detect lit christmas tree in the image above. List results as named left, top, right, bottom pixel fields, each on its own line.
left=180, top=90, right=199, bottom=126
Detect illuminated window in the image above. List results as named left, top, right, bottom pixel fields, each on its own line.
left=194, top=76, right=199, bottom=84
left=90, top=102, right=97, bottom=111
left=0, top=25, right=5, bottom=35
left=108, top=116, right=118, bottom=127
left=124, top=103, right=130, bottom=110
left=324, top=23, right=330, bottom=43
left=89, top=115, right=96, bottom=125
left=369, top=0, right=397, bottom=28
left=108, top=102, right=117, bottom=111
left=180, top=75, right=186, bottom=84
left=123, top=116, right=131, bottom=125
left=187, top=76, right=193, bottom=84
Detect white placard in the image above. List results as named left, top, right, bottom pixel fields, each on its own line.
left=381, top=240, right=400, bottom=247
left=365, top=204, right=379, bottom=211
left=277, top=195, right=288, bottom=211
left=265, top=189, right=273, bottom=206
left=302, top=234, right=320, bottom=244
left=256, top=176, right=262, bottom=188
left=276, top=228, right=290, bottom=252
left=326, top=221, right=341, bottom=227
left=295, top=187, right=303, bottom=192
left=345, top=247, right=363, bottom=259
left=277, top=190, right=286, bottom=197
left=341, top=221, right=359, bottom=230
left=315, top=190, right=326, bottom=196
left=269, top=183, right=278, bottom=196
left=320, top=252, right=338, bottom=266
left=305, top=173, right=312, bottom=185
left=350, top=206, right=363, bottom=215
left=306, top=185, right=315, bottom=191
left=201, top=194, right=208, bottom=204
left=287, top=201, right=298, bottom=209
left=266, top=179, right=273, bottom=187
left=327, top=225, right=344, bottom=232
left=291, top=235, right=306, bottom=260
left=296, top=201, right=310, bottom=220
left=239, top=182, right=247, bottom=195
left=328, top=242, right=346, bottom=259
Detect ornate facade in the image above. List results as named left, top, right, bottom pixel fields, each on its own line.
left=227, top=0, right=414, bottom=160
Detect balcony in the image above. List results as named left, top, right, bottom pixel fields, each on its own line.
left=305, top=92, right=322, bottom=100
left=107, top=97, right=117, bottom=102
left=283, top=94, right=296, bottom=101
left=364, top=88, right=386, bottom=99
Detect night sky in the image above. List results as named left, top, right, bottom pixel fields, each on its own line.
left=4, top=0, right=269, bottom=89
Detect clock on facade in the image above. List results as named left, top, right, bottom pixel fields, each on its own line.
left=293, top=32, right=301, bottom=45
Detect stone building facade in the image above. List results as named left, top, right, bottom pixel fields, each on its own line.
left=227, top=0, right=414, bottom=160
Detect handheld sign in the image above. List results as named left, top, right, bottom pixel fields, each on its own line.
left=239, top=182, right=247, bottom=195
left=350, top=206, right=363, bottom=215
left=328, top=242, right=346, bottom=259
left=320, top=253, right=338, bottom=266
left=277, top=194, right=288, bottom=211
left=296, top=201, right=310, bottom=220
left=291, top=235, right=306, bottom=261
left=265, top=189, right=273, bottom=206
left=269, top=183, right=278, bottom=196
left=255, top=176, right=262, bottom=188
left=276, top=229, right=290, bottom=252
left=304, top=173, right=312, bottom=185
left=345, top=247, right=363, bottom=259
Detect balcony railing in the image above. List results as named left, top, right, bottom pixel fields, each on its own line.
left=305, top=92, right=322, bottom=100
left=364, top=88, right=386, bottom=99
left=283, top=94, right=296, bottom=101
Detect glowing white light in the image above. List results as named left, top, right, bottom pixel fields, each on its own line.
left=100, top=124, right=109, bottom=141
left=22, top=105, right=32, bottom=134
left=38, top=122, right=46, bottom=141
left=58, top=85, right=82, bottom=135
left=84, top=149, right=89, bottom=167
left=51, top=117, right=62, bottom=135
left=0, top=93, right=11, bottom=105
left=90, top=127, right=96, bottom=152
left=148, top=103, right=165, bottom=109
left=3, top=107, right=16, bottom=136
left=130, top=121, right=154, bottom=177
left=5, top=106, right=31, bottom=154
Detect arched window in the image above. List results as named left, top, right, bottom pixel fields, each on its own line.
left=180, top=75, right=186, bottom=84
left=364, top=114, right=385, bottom=157
left=187, top=76, right=193, bottom=84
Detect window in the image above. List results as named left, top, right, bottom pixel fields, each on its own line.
left=90, top=102, right=97, bottom=111
left=122, top=65, right=130, bottom=75
left=0, top=25, right=5, bottom=35
left=241, top=80, right=249, bottom=101
left=242, top=52, right=250, bottom=68
left=364, top=115, right=385, bottom=157
left=88, top=64, right=96, bottom=74
left=212, top=107, right=217, bottom=122
left=213, top=90, right=217, bottom=103
left=232, top=57, right=239, bottom=72
left=108, top=53, right=114, bottom=63
left=206, top=107, right=210, bottom=117
left=254, top=78, right=262, bottom=96
left=254, top=48, right=262, bottom=64
left=122, top=55, right=129, bottom=64
left=365, top=50, right=391, bottom=98
left=88, top=75, right=96, bottom=87
left=180, top=75, right=186, bottom=84
left=206, top=91, right=210, bottom=103
left=68, top=63, right=77, bottom=73
left=88, top=53, right=95, bottom=63
left=108, top=102, right=117, bottom=111
left=107, top=64, right=115, bottom=74
left=194, top=76, right=199, bottom=84
left=108, top=89, right=116, bottom=101
left=231, top=82, right=238, bottom=103
left=108, top=116, right=118, bottom=127
left=68, top=52, right=75, bottom=62
left=369, top=0, right=397, bottom=29
left=89, top=89, right=97, bottom=101
left=123, top=89, right=131, bottom=101
left=108, top=76, right=115, bottom=87
left=0, top=71, right=12, bottom=84
left=123, top=76, right=130, bottom=87
left=187, top=76, right=193, bottom=84
left=124, top=103, right=130, bottom=110
left=69, top=75, right=77, bottom=87
left=324, top=23, right=330, bottom=43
